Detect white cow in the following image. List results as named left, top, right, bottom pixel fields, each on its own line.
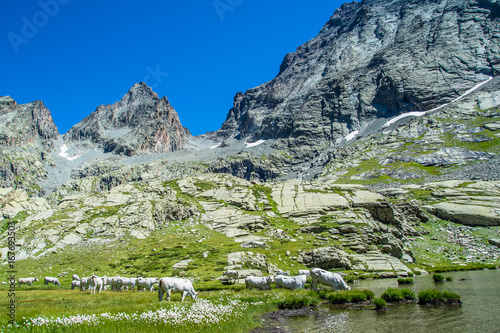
left=310, top=268, right=350, bottom=291
left=136, top=277, right=158, bottom=292
left=18, top=277, right=38, bottom=287
left=72, top=274, right=80, bottom=281
left=109, top=276, right=120, bottom=291
left=298, top=270, right=310, bottom=277
left=71, top=280, right=80, bottom=290
left=158, top=277, right=198, bottom=302
left=44, top=277, right=61, bottom=286
left=275, top=275, right=307, bottom=290
left=118, top=277, right=137, bottom=291
left=223, top=270, right=240, bottom=284
left=245, top=276, right=273, bottom=291
left=101, top=276, right=109, bottom=286
left=80, top=277, right=90, bottom=291
left=90, top=275, right=103, bottom=294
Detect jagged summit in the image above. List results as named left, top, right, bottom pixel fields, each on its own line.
left=215, top=0, right=500, bottom=151
left=0, top=96, right=17, bottom=110
left=0, top=99, right=59, bottom=149
left=64, top=83, right=191, bottom=156
left=119, top=82, right=160, bottom=106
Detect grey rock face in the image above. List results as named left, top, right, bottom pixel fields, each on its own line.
left=215, top=0, right=500, bottom=148
left=0, top=97, right=59, bottom=195
left=297, top=247, right=352, bottom=270
left=0, top=98, right=59, bottom=149
left=64, top=82, right=191, bottom=156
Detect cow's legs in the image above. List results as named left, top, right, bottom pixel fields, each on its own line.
left=158, top=285, right=164, bottom=301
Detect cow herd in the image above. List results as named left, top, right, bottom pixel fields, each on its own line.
left=243, top=268, right=351, bottom=292
left=16, top=268, right=350, bottom=301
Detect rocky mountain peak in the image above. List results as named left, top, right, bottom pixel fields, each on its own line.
left=0, top=99, right=59, bottom=149
left=64, top=83, right=191, bottom=155
left=0, top=96, right=17, bottom=110
left=120, top=82, right=159, bottom=106
left=214, top=0, right=500, bottom=151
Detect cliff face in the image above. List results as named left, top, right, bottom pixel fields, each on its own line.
left=64, top=82, right=191, bottom=156
left=0, top=96, right=59, bottom=195
left=216, top=0, right=500, bottom=145
left=0, top=96, right=59, bottom=149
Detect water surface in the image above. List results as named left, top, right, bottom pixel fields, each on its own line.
left=285, top=269, right=500, bottom=333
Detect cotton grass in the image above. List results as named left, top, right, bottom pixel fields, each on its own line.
left=3, top=299, right=251, bottom=332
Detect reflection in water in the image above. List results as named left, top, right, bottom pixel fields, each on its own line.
left=285, top=270, right=499, bottom=333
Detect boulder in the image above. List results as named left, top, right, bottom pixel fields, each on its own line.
left=172, top=259, right=193, bottom=270
left=297, top=247, right=352, bottom=270
left=338, top=225, right=358, bottom=234
left=425, top=203, right=500, bottom=226
left=483, top=122, right=500, bottom=131
left=489, top=239, right=500, bottom=248
left=240, top=241, right=268, bottom=249
left=236, top=270, right=263, bottom=278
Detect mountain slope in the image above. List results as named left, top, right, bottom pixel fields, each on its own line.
left=64, top=82, right=191, bottom=156
left=0, top=96, right=59, bottom=195
left=0, top=96, right=59, bottom=149
left=215, top=0, right=500, bottom=150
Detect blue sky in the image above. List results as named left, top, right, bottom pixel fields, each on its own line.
left=1, top=0, right=347, bottom=136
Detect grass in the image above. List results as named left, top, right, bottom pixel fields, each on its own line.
left=373, top=297, right=387, bottom=310
left=276, top=295, right=319, bottom=309
left=0, top=287, right=307, bottom=332
left=433, top=274, right=445, bottom=283
left=418, top=289, right=461, bottom=305
left=397, top=278, right=414, bottom=285
left=326, top=289, right=374, bottom=304
left=380, top=288, right=416, bottom=303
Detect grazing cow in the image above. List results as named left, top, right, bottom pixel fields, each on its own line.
left=275, top=275, right=307, bottom=290
left=298, top=270, right=310, bottom=277
left=118, top=277, right=137, bottom=291
left=109, top=276, right=120, bottom=291
left=71, top=280, right=80, bottom=290
left=72, top=274, right=80, bottom=281
left=80, top=277, right=90, bottom=291
left=136, top=277, right=158, bottom=292
left=158, top=277, right=198, bottom=302
left=90, top=275, right=103, bottom=294
left=223, top=270, right=240, bottom=284
left=18, top=277, right=38, bottom=287
left=309, top=268, right=350, bottom=291
left=44, top=277, right=61, bottom=286
left=275, top=269, right=290, bottom=276
left=245, top=276, right=273, bottom=291
left=102, top=276, right=108, bottom=286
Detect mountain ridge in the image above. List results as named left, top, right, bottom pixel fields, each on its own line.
left=214, top=0, right=500, bottom=148
left=64, top=82, right=191, bottom=156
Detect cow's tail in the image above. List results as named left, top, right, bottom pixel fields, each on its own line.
left=158, top=279, right=164, bottom=301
